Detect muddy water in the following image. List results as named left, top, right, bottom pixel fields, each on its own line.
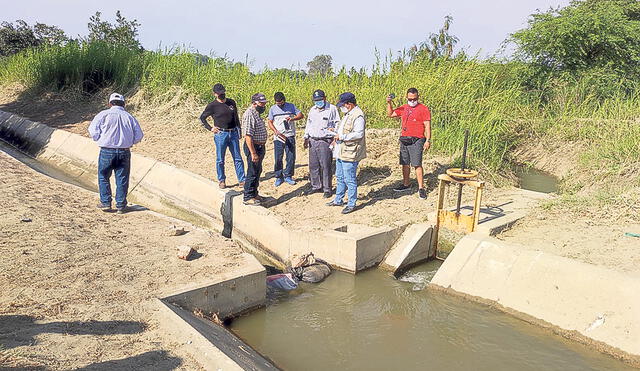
left=516, top=167, right=559, bottom=194
left=231, top=261, right=633, bottom=371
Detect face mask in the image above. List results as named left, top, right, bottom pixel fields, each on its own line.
left=256, top=105, right=266, bottom=114
left=218, top=93, right=226, bottom=100
left=340, top=106, right=348, bottom=113
left=408, top=100, right=418, bottom=107
left=314, top=100, right=325, bottom=109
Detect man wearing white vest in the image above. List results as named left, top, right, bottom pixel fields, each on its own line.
left=326, top=92, right=366, bottom=214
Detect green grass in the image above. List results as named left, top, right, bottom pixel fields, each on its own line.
left=0, top=41, right=638, bottom=184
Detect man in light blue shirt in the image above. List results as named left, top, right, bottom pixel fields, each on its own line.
left=267, top=92, right=304, bottom=186
left=88, top=93, right=144, bottom=213
left=303, top=89, right=340, bottom=198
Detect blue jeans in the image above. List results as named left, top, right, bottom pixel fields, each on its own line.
left=273, top=136, right=296, bottom=179
left=214, top=129, right=245, bottom=183
left=98, top=148, right=131, bottom=208
left=334, top=159, right=359, bottom=207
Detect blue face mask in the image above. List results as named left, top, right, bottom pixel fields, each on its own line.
left=314, top=100, right=325, bottom=109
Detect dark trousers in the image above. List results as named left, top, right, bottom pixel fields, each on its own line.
left=243, top=142, right=265, bottom=201
left=308, top=138, right=332, bottom=192
left=98, top=148, right=131, bottom=208
left=274, top=136, right=296, bottom=179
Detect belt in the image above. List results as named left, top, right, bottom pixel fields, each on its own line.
left=310, top=137, right=333, bottom=141
left=216, top=127, right=237, bottom=132
left=100, top=147, right=130, bottom=151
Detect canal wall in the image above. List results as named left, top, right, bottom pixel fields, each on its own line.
left=0, top=110, right=417, bottom=273
left=431, top=233, right=640, bottom=364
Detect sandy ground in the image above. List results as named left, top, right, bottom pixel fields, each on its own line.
left=497, top=209, right=640, bottom=274
left=0, top=88, right=506, bottom=232
left=0, top=149, right=245, bottom=370
left=1, top=87, right=639, bottom=274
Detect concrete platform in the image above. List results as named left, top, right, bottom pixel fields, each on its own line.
left=429, top=188, right=551, bottom=236
left=379, top=223, right=435, bottom=275
left=152, top=253, right=278, bottom=370
left=161, top=253, right=266, bottom=319
left=431, top=233, right=640, bottom=362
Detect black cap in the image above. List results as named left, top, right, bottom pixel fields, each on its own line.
left=213, top=83, right=226, bottom=94
left=312, top=89, right=326, bottom=101
left=274, top=92, right=286, bottom=102
left=336, top=92, right=356, bottom=107
left=251, top=93, right=267, bottom=103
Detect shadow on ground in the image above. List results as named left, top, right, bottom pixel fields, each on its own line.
left=358, top=162, right=447, bottom=209
left=0, top=315, right=146, bottom=350
left=75, top=350, right=182, bottom=371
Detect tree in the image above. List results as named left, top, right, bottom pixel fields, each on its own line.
left=415, top=15, right=459, bottom=60
left=307, top=54, right=333, bottom=76
left=87, top=11, right=142, bottom=50
left=33, top=23, right=69, bottom=46
left=0, top=20, right=68, bottom=57
left=511, top=0, right=640, bottom=76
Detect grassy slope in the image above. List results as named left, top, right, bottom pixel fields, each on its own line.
left=0, top=43, right=638, bottom=219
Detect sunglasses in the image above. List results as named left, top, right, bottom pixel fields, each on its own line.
left=407, top=97, right=419, bottom=102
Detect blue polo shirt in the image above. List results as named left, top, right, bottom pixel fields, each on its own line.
left=268, top=102, right=300, bottom=138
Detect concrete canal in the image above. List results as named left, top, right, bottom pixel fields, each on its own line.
left=231, top=261, right=633, bottom=371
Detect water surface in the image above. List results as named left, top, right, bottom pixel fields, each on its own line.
left=231, top=261, right=633, bottom=371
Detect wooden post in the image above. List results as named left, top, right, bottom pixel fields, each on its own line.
left=472, top=184, right=484, bottom=232
left=433, top=178, right=447, bottom=259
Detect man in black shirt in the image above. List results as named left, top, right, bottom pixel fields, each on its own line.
left=200, top=83, right=246, bottom=189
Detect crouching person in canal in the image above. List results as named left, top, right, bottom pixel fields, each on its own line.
left=327, top=92, right=366, bottom=214
left=88, top=93, right=144, bottom=214
left=242, top=93, right=269, bottom=206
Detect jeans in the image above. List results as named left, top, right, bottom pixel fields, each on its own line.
left=273, top=136, right=296, bottom=179
left=214, top=129, right=245, bottom=183
left=243, top=142, right=265, bottom=201
left=334, top=159, right=359, bottom=207
left=98, top=148, right=131, bottom=208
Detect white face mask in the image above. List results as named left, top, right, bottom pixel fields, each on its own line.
left=340, top=106, right=348, bottom=113
left=408, top=100, right=418, bottom=107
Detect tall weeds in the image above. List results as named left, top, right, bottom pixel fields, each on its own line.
left=0, top=42, right=637, bottom=176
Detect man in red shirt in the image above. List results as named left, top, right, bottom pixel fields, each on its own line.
left=386, top=87, right=432, bottom=199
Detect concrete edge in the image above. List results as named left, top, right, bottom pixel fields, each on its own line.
left=427, top=284, right=640, bottom=368
left=431, top=233, right=640, bottom=364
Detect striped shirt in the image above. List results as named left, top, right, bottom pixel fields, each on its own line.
left=242, top=106, right=268, bottom=143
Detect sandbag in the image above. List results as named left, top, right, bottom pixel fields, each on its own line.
left=300, top=264, right=331, bottom=283
left=266, top=273, right=298, bottom=290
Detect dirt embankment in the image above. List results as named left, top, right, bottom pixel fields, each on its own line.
left=0, top=87, right=506, bottom=231
left=1, top=86, right=639, bottom=275
left=0, top=149, right=244, bottom=370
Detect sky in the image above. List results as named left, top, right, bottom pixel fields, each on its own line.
left=3, top=0, right=571, bottom=71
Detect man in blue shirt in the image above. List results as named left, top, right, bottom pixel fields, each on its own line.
left=266, top=92, right=304, bottom=186
left=88, top=93, right=144, bottom=214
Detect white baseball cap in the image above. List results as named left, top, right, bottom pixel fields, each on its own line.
left=109, top=93, right=125, bottom=103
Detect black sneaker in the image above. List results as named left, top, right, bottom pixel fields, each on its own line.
left=116, top=207, right=127, bottom=214
left=341, top=206, right=356, bottom=214
left=393, top=184, right=411, bottom=192
left=305, top=188, right=323, bottom=195
left=97, top=203, right=112, bottom=212
left=326, top=200, right=343, bottom=207
left=323, top=191, right=332, bottom=198
left=419, top=188, right=427, bottom=199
